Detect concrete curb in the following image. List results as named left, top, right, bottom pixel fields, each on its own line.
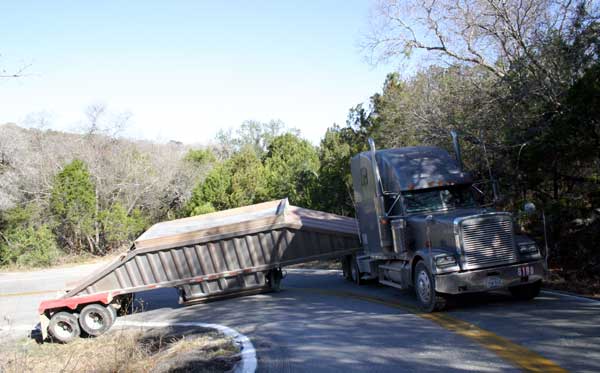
left=115, top=320, right=257, bottom=373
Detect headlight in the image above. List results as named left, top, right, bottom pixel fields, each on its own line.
left=435, top=254, right=457, bottom=267
left=518, top=243, right=539, bottom=254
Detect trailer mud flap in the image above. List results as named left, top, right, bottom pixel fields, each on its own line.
left=40, top=313, right=50, bottom=341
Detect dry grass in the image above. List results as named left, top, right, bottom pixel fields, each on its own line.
left=0, top=250, right=124, bottom=273
left=0, top=327, right=239, bottom=373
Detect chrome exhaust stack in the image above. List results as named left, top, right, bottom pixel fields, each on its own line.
left=450, top=130, right=463, bottom=171
left=368, top=137, right=384, bottom=197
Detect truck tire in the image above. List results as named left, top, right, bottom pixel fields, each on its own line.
left=48, top=311, right=80, bottom=343
left=414, top=261, right=446, bottom=312
left=79, top=303, right=115, bottom=337
left=342, top=256, right=352, bottom=281
left=268, top=268, right=283, bottom=292
left=351, top=257, right=362, bottom=286
left=509, top=281, right=542, bottom=300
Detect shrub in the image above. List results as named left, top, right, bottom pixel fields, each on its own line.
left=189, top=201, right=216, bottom=216
left=49, top=159, right=96, bottom=253
left=184, top=148, right=216, bottom=165
left=0, top=225, right=60, bottom=267
left=186, top=146, right=267, bottom=214
left=99, top=203, right=147, bottom=249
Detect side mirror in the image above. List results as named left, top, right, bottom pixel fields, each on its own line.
left=524, top=202, right=537, bottom=215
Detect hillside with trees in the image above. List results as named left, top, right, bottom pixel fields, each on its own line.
left=0, top=120, right=212, bottom=265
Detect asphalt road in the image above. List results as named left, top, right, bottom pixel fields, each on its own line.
left=0, top=262, right=107, bottom=337
left=1, top=266, right=599, bottom=372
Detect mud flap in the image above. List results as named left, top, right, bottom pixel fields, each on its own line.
left=40, top=313, right=50, bottom=341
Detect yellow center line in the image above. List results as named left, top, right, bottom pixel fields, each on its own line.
left=294, top=287, right=567, bottom=373
left=0, top=289, right=61, bottom=297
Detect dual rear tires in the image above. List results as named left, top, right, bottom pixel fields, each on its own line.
left=48, top=303, right=118, bottom=343
left=48, top=312, right=81, bottom=343
left=343, top=255, right=362, bottom=285
left=267, top=268, right=283, bottom=292
left=79, top=303, right=116, bottom=337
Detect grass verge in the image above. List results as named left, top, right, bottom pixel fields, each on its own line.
left=0, top=251, right=122, bottom=273
left=0, top=326, right=240, bottom=373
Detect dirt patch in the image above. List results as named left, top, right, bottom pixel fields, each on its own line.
left=0, top=326, right=240, bottom=373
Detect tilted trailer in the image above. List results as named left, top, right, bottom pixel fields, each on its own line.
left=39, top=199, right=360, bottom=342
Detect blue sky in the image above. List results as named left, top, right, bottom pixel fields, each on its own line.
left=0, top=1, right=393, bottom=144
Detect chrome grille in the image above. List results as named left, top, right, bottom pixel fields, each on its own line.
left=460, top=215, right=517, bottom=269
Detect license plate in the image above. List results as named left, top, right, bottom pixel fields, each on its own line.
left=518, top=265, right=535, bottom=277
left=486, top=276, right=503, bottom=289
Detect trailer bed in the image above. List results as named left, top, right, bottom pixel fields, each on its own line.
left=39, top=199, right=360, bottom=314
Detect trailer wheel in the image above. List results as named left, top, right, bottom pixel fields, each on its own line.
left=79, top=304, right=114, bottom=337
left=509, top=281, right=542, bottom=300
left=414, top=261, right=446, bottom=312
left=268, top=269, right=282, bottom=292
left=342, top=256, right=352, bottom=281
left=48, top=312, right=80, bottom=343
left=351, top=257, right=362, bottom=285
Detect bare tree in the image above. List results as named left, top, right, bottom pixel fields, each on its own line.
left=0, top=106, right=211, bottom=252
left=81, top=103, right=131, bottom=138
left=365, top=0, right=588, bottom=78
left=0, top=54, right=31, bottom=78
left=214, top=119, right=299, bottom=159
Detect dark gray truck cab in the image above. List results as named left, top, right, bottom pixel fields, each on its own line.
left=348, top=140, right=547, bottom=311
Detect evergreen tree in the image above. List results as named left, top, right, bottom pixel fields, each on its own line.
left=264, top=133, right=319, bottom=207
left=50, top=159, right=96, bottom=253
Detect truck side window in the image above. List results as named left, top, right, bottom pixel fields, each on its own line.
left=360, top=168, right=368, bottom=186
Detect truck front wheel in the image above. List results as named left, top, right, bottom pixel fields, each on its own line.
left=414, top=261, right=446, bottom=312
left=509, top=281, right=542, bottom=300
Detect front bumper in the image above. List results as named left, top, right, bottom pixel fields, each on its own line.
left=435, top=260, right=547, bottom=294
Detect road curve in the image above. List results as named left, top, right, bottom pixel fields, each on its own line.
left=1, top=267, right=599, bottom=372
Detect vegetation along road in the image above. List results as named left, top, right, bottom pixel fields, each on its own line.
left=1, top=265, right=599, bottom=372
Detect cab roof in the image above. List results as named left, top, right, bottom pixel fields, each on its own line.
left=355, top=146, right=472, bottom=192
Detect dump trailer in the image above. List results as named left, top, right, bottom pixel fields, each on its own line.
left=343, top=135, right=548, bottom=311
left=39, top=199, right=360, bottom=342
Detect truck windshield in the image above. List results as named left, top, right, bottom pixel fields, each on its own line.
left=402, top=185, right=477, bottom=213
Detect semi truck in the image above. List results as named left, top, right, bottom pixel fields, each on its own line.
left=343, top=134, right=547, bottom=311
left=38, top=133, right=547, bottom=342
left=38, top=200, right=360, bottom=342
